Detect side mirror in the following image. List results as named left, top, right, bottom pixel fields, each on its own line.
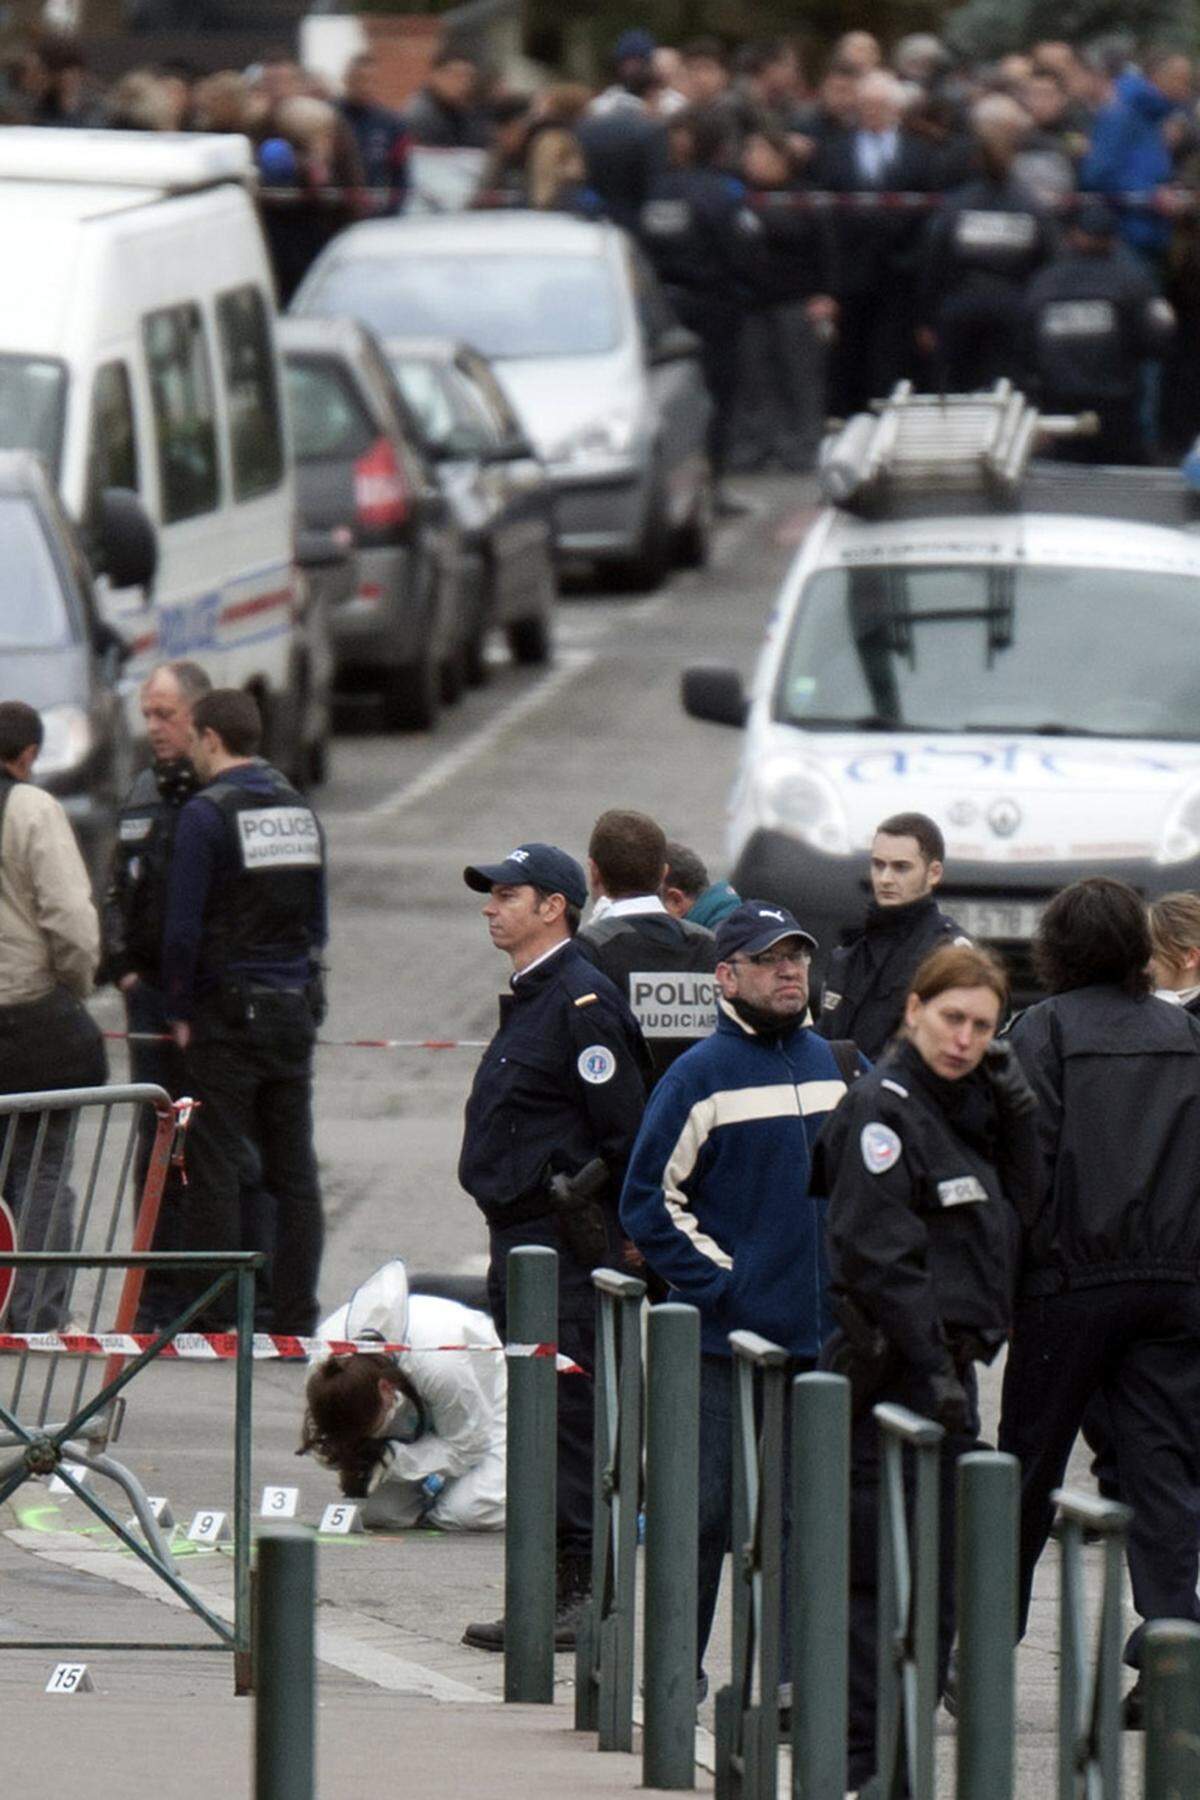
left=650, top=324, right=703, bottom=367
left=682, top=664, right=748, bottom=728
left=296, top=525, right=353, bottom=570
left=485, top=434, right=537, bottom=463
left=428, top=428, right=488, bottom=463
left=96, top=487, right=157, bottom=592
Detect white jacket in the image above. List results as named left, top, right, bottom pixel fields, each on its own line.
left=319, top=1261, right=506, bottom=1532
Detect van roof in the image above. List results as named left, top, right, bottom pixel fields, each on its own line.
left=0, top=128, right=254, bottom=197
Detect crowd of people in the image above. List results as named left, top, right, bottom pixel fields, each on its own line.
left=4, top=26, right=1200, bottom=456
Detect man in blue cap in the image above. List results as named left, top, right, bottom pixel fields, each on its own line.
left=621, top=899, right=867, bottom=1699
left=458, top=842, right=649, bottom=1652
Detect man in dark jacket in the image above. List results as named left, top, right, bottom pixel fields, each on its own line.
left=1000, top=876, right=1200, bottom=1728
left=577, top=62, right=668, bottom=234
left=403, top=46, right=489, bottom=150
left=819, top=812, right=965, bottom=1059
left=339, top=51, right=409, bottom=214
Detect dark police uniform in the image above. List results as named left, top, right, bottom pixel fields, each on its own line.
left=815, top=1038, right=1035, bottom=1789
left=999, top=986, right=1200, bottom=1676
left=919, top=173, right=1055, bottom=390
left=818, top=895, right=965, bottom=1060
left=102, top=758, right=198, bottom=1326
left=577, top=902, right=717, bottom=1083
left=458, top=939, right=646, bottom=1564
left=163, top=760, right=327, bottom=1333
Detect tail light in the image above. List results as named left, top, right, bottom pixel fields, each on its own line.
left=354, top=436, right=409, bottom=534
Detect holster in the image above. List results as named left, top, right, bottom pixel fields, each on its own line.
left=821, top=1296, right=896, bottom=1418
left=546, top=1158, right=611, bottom=1270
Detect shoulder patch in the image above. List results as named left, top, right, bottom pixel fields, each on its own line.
left=880, top=1078, right=909, bottom=1098
left=821, top=990, right=842, bottom=1012
left=861, top=1122, right=902, bottom=1175
left=574, top=993, right=599, bottom=1008
left=952, top=936, right=972, bottom=948
left=577, top=1044, right=616, bottom=1085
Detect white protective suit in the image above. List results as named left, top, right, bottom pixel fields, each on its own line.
left=318, top=1260, right=506, bottom=1532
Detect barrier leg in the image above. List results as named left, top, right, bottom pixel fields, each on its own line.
left=791, top=1373, right=849, bottom=1800
left=504, top=1244, right=557, bottom=1704
left=1144, top=1621, right=1200, bottom=1798
left=255, top=1525, right=315, bottom=1800
left=643, top=1302, right=700, bottom=1790
left=956, top=1452, right=1018, bottom=1800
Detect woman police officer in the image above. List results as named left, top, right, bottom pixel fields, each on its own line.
left=813, top=942, right=1040, bottom=1793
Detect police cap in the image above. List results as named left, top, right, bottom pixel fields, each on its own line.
left=464, top=843, right=588, bottom=909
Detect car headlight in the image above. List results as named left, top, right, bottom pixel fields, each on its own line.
left=1157, top=785, right=1200, bottom=864
left=37, top=705, right=94, bottom=777
left=548, top=411, right=640, bottom=465
left=756, top=757, right=850, bottom=855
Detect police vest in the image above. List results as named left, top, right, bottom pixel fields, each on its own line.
left=111, top=763, right=197, bottom=981
left=201, top=768, right=324, bottom=968
left=578, top=913, right=718, bottom=1081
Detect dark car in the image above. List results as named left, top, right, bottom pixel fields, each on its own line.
left=382, top=337, right=558, bottom=674
left=0, top=451, right=155, bottom=891
left=278, top=315, right=468, bottom=731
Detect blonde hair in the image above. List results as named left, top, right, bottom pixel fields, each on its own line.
left=527, top=128, right=585, bottom=209
left=1148, top=892, right=1200, bottom=980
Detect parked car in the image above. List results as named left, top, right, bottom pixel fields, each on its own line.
left=382, top=337, right=557, bottom=673
left=278, top=314, right=467, bottom=730
left=291, top=211, right=714, bottom=590
left=0, top=449, right=156, bottom=891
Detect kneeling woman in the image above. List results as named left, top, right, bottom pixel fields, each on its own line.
left=300, top=1261, right=505, bottom=1531
left=814, top=944, right=1039, bottom=1792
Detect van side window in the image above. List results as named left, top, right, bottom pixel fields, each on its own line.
left=85, top=361, right=139, bottom=519
left=216, top=286, right=285, bottom=501
left=143, top=303, right=220, bottom=522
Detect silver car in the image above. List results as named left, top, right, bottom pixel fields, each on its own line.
left=292, top=211, right=714, bottom=590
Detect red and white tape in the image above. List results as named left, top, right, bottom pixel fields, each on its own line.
left=0, top=1331, right=582, bottom=1372
left=104, top=1033, right=487, bottom=1051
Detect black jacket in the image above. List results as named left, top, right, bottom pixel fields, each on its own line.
left=101, top=760, right=199, bottom=988
left=1009, top=986, right=1200, bottom=1294
left=811, top=128, right=939, bottom=300
left=815, top=1039, right=1030, bottom=1373
left=1024, top=245, right=1173, bottom=405
left=919, top=173, right=1054, bottom=322
left=576, top=108, right=667, bottom=234
left=818, top=895, right=963, bottom=1060
left=740, top=185, right=837, bottom=306
left=458, top=941, right=648, bottom=1223
left=639, top=168, right=758, bottom=307
left=577, top=906, right=717, bottom=1082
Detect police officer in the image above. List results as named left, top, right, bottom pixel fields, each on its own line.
left=819, top=812, right=965, bottom=1060
left=578, top=808, right=717, bottom=1083
left=814, top=942, right=1038, bottom=1791
left=102, top=658, right=211, bottom=1328
left=1024, top=199, right=1175, bottom=462
left=457, top=843, right=647, bottom=1652
left=162, top=689, right=327, bottom=1335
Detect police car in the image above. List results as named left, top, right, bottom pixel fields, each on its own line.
left=684, top=383, right=1200, bottom=989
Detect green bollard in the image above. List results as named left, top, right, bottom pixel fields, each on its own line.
left=791, top=1373, right=850, bottom=1800
left=956, top=1452, right=1018, bottom=1800
left=504, top=1244, right=558, bottom=1704
left=255, top=1525, right=315, bottom=1800
left=643, top=1302, right=700, bottom=1791
left=1144, top=1621, right=1200, bottom=1799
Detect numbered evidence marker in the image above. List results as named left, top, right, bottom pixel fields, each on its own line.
left=259, top=1485, right=299, bottom=1520
left=319, top=1501, right=364, bottom=1535
left=124, top=1497, right=176, bottom=1538
left=187, top=1509, right=232, bottom=1545
left=46, top=1663, right=94, bottom=1695
left=48, top=1463, right=92, bottom=1497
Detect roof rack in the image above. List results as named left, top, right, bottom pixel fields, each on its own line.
left=819, top=381, right=1095, bottom=517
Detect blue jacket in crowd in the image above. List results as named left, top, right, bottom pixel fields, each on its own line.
left=619, top=999, right=865, bottom=1358
left=1081, top=70, right=1178, bottom=255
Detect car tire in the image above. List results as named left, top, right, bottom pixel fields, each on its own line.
left=674, top=468, right=715, bottom=570
left=306, top=731, right=330, bottom=789
left=506, top=611, right=551, bottom=666
left=464, top=626, right=490, bottom=688
left=382, top=649, right=440, bottom=731
left=441, top=641, right=466, bottom=705
left=605, top=480, right=671, bottom=592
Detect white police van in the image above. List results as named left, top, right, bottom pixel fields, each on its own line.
left=684, top=384, right=1200, bottom=988
left=0, top=129, right=298, bottom=756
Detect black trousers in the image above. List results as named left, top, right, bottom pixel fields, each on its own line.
left=124, top=978, right=189, bottom=1328
left=846, top=1365, right=976, bottom=1791
left=830, top=287, right=916, bottom=420
left=485, top=1210, right=602, bottom=1560
left=999, top=1282, right=1200, bottom=1666
left=181, top=989, right=322, bottom=1334
left=667, top=290, right=744, bottom=478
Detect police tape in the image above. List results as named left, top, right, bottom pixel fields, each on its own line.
left=0, top=1331, right=583, bottom=1372
left=103, top=1033, right=487, bottom=1051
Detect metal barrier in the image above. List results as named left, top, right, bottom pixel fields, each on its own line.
left=1143, top=1620, right=1200, bottom=1798
left=874, top=1403, right=945, bottom=1800
left=1052, top=1488, right=1132, bottom=1800
left=256, top=1525, right=316, bottom=1800
left=790, top=1372, right=850, bottom=1800
left=503, top=1244, right=557, bottom=1704
left=956, top=1452, right=1019, bottom=1800
left=576, top=1267, right=645, bottom=1749
left=643, top=1302, right=700, bottom=1792
left=715, top=1330, right=790, bottom=1800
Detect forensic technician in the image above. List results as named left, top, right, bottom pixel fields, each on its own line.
left=162, top=689, right=328, bottom=1335
left=301, top=1259, right=505, bottom=1532
left=457, top=842, right=648, bottom=1651
left=814, top=941, right=1039, bottom=1791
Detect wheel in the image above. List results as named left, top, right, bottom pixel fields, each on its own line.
left=674, top=467, right=715, bottom=570
left=381, top=649, right=440, bottom=731
left=305, top=730, right=330, bottom=789
left=604, top=482, right=671, bottom=592
left=440, top=641, right=466, bottom=705
left=464, top=626, right=490, bottom=688
left=506, top=611, right=551, bottom=666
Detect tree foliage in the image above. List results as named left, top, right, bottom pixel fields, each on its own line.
left=944, top=0, right=1199, bottom=59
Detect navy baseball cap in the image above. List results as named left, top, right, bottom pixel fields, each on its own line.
left=614, top=28, right=657, bottom=62
left=464, top=842, right=588, bottom=909
left=715, top=900, right=818, bottom=962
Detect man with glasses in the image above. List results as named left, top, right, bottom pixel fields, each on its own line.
left=620, top=899, right=866, bottom=1697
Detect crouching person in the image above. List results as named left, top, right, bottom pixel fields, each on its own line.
left=300, top=1260, right=505, bottom=1531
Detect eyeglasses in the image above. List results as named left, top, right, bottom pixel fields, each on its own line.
left=732, top=947, right=812, bottom=969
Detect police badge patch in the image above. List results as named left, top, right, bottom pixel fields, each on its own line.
left=860, top=1122, right=902, bottom=1175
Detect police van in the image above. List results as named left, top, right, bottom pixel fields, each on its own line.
left=684, top=383, right=1200, bottom=989
left=0, top=130, right=297, bottom=755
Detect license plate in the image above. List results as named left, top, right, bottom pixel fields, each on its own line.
left=953, top=900, right=1045, bottom=942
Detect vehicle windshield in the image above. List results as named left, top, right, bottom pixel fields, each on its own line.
left=306, top=254, right=622, bottom=359
left=0, top=494, right=72, bottom=649
left=284, top=357, right=374, bottom=462
left=0, top=356, right=67, bottom=477
left=778, top=563, right=1200, bottom=740
left=390, top=357, right=491, bottom=452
